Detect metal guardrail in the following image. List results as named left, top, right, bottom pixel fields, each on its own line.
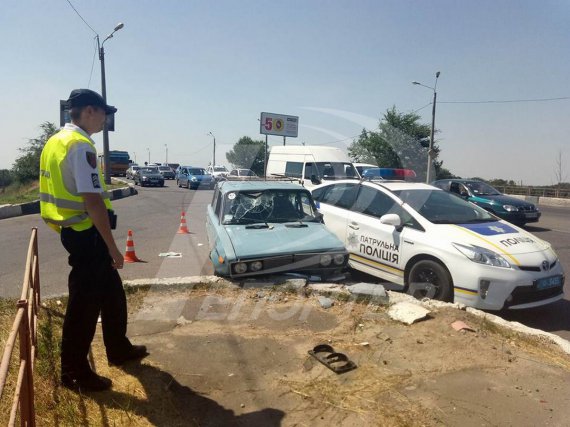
left=0, top=228, right=39, bottom=426
left=497, top=186, right=570, bottom=199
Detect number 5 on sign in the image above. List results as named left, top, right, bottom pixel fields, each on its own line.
left=264, top=117, right=272, bottom=131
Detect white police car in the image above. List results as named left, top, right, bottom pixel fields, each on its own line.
left=312, top=180, right=565, bottom=310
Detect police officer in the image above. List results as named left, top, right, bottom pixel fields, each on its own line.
left=40, top=89, right=147, bottom=392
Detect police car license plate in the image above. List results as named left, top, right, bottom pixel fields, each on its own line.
left=525, top=212, right=538, bottom=218
left=535, top=275, right=563, bottom=290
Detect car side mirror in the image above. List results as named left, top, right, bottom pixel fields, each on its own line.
left=380, top=213, right=402, bottom=231
left=311, top=174, right=321, bottom=185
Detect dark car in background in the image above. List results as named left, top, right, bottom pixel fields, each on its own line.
left=133, top=167, right=164, bottom=187
left=431, top=179, right=541, bottom=226
left=158, top=166, right=175, bottom=180
left=177, top=166, right=214, bottom=189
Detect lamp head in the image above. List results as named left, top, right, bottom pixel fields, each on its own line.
left=436, top=71, right=441, bottom=78
left=412, top=81, right=420, bottom=85
left=114, top=23, right=124, bottom=31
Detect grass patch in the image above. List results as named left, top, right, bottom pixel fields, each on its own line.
left=0, top=179, right=127, bottom=206
left=0, top=181, right=39, bottom=205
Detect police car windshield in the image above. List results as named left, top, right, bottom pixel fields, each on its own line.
left=464, top=181, right=501, bottom=196
left=140, top=168, right=158, bottom=174
left=393, top=189, right=496, bottom=224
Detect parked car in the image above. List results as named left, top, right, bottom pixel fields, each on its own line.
left=177, top=166, right=214, bottom=189
left=158, top=165, right=175, bottom=180
left=134, top=167, right=164, bottom=187
left=229, top=168, right=258, bottom=178
left=312, top=180, right=564, bottom=310
left=126, top=165, right=140, bottom=180
left=431, top=179, right=541, bottom=226
left=206, top=181, right=348, bottom=279
left=207, top=165, right=230, bottom=181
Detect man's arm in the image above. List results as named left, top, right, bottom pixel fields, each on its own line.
left=82, top=193, right=124, bottom=269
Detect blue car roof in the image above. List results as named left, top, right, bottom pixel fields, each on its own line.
left=218, top=180, right=305, bottom=194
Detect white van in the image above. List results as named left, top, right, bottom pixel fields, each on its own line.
left=266, top=145, right=359, bottom=189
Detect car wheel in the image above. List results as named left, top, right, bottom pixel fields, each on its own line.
left=407, top=259, right=453, bottom=302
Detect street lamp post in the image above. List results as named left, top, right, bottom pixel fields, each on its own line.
left=208, top=132, right=216, bottom=166
left=147, top=148, right=150, bottom=165
left=412, top=71, right=440, bottom=183
left=97, top=22, right=124, bottom=185
left=165, top=144, right=168, bottom=164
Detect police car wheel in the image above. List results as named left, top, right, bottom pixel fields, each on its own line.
left=407, top=260, right=453, bottom=302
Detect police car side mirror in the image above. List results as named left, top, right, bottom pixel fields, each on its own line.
left=380, top=213, right=402, bottom=231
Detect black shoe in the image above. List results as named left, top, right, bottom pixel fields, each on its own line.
left=61, top=371, right=112, bottom=392
left=108, top=345, right=149, bottom=366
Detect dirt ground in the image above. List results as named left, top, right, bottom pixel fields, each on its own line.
left=93, top=284, right=570, bottom=426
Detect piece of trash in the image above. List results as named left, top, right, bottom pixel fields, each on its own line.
left=388, top=302, right=430, bottom=325
left=228, top=373, right=235, bottom=377
left=308, top=344, right=357, bottom=374
left=176, top=315, right=192, bottom=326
left=358, top=342, right=370, bottom=347
left=56, top=300, right=62, bottom=306
left=240, top=403, right=245, bottom=408
left=97, top=316, right=102, bottom=323
left=197, top=243, right=204, bottom=247
left=158, top=252, right=183, bottom=258
left=451, top=320, right=475, bottom=332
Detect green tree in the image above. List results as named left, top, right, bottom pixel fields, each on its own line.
left=0, top=169, right=13, bottom=191
left=348, top=106, right=445, bottom=181
left=12, top=122, right=57, bottom=183
left=226, top=136, right=266, bottom=176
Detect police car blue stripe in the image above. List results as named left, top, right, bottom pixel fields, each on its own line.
left=457, top=222, right=517, bottom=236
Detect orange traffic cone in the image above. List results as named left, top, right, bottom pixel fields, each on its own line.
left=124, top=230, right=143, bottom=263
left=177, top=212, right=190, bottom=234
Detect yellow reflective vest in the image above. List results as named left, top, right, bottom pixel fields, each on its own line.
left=39, top=128, right=112, bottom=233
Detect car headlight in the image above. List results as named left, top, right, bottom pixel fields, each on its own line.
left=249, top=261, right=263, bottom=272
left=142, top=177, right=148, bottom=180
left=320, top=254, right=332, bottom=266
left=503, top=204, right=519, bottom=212
left=191, top=176, right=198, bottom=181
left=333, top=254, right=345, bottom=265
left=233, top=262, right=247, bottom=274
left=452, top=243, right=511, bottom=268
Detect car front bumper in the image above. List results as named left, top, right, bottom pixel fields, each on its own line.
left=223, top=252, right=349, bottom=279
left=451, top=261, right=564, bottom=310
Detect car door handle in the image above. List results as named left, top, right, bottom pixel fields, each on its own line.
left=348, top=222, right=359, bottom=230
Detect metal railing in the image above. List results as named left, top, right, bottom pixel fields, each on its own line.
left=497, top=186, right=570, bottom=199
left=0, top=228, right=40, bottom=426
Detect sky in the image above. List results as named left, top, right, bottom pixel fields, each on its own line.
left=1, top=0, right=569, bottom=185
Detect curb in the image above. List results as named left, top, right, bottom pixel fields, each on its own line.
left=0, top=185, right=138, bottom=220
left=120, top=276, right=570, bottom=356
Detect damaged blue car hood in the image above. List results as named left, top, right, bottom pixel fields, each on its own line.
left=224, top=223, right=345, bottom=259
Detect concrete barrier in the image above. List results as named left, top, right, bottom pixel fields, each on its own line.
left=0, top=186, right=137, bottom=220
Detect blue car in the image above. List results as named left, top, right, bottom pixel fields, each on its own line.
left=205, top=181, right=348, bottom=279
left=177, top=166, right=214, bottom=189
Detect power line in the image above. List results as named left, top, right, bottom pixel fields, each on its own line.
left=87, top=36, right=97, bottom=88
left=440, top=96, right=570, bottom=104
left=63, top=0, right=98, bottom=36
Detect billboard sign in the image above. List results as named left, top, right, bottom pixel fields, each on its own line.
left=260, top=112, right=299, bottom=137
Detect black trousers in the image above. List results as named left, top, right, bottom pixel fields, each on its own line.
left=60, top=226, right=133, bottom=376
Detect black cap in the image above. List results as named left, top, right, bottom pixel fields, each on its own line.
left=66, top=89, right=117, bottom=115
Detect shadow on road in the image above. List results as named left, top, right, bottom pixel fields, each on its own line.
left=498, top=299, right=570, bottom=334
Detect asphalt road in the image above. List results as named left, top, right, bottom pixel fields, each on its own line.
left=0, top=182, right=214, bottom=298
left=1, top=187, right=569, bottom=340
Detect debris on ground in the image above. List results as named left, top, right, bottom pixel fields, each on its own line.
left=451, top=320, right=476, bottom=332
left=388, top=301, right=431, bottom=325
